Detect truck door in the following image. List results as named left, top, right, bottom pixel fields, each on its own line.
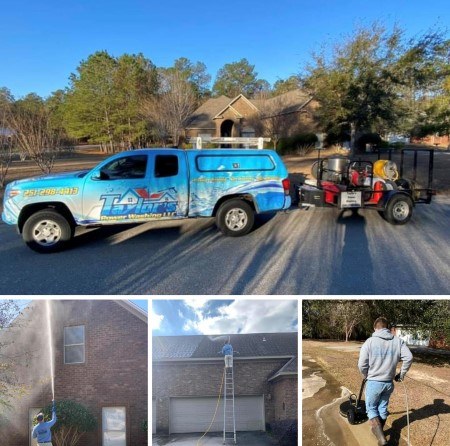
left=81, top=152, right=188, bottom=223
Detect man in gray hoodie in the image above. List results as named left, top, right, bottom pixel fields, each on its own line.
left=358, top=317, right=413, bottom=445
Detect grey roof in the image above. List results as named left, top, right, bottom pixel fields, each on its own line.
left=268, top=356, right=298, bottom=381
left=153, top=332, right=297, bottom=361
left=186, top=95, right=231, bottom=128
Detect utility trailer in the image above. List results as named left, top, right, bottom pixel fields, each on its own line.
left=297, top=148, right=435, bottom=224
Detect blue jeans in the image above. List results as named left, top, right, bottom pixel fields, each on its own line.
left=365, top=380, right=394, bottom=420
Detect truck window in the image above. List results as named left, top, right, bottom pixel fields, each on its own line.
left=101, top=155, right=148, bottom=180
left=155, top=155, right=179, bottom=177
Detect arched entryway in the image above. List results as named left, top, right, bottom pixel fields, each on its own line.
left=220, top=120, right=234, bottom=137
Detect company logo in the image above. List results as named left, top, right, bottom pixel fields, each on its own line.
left=99, top=187, right=178, bottom=220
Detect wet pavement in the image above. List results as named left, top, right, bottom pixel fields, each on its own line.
left=302, top=356, right=408, bottom=446
left=152, top=432, right=277, bottom=445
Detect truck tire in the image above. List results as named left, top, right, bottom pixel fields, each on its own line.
left=384, top=194, right=413, bottom=225
left=216, top=199, right=255, bottom=237
left=22, top=209, right=74, bottom=253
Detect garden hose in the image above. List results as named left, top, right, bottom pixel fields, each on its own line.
left=401, top=380, right=410, bottom=446
left=373, top=160, right=399, bottom=180
left=196, top=368, right=225, bottom=446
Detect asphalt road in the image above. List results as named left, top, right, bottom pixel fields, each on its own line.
left=1, top=196, right=449, bottom=295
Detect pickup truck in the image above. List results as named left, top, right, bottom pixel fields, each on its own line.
left=2, top=148, right=291, bottom=252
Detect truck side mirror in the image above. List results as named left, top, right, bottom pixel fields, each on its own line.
left=91, top=170, right=109, bottom=181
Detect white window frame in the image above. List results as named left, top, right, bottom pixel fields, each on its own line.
left=102, top=406, right=127, bottom=446
left=64, top=325, right=85, bottom=364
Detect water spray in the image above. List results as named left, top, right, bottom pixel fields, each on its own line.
left=46, top=300, right=55, bottom=401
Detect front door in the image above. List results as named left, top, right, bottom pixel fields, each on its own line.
left=81, top=152, right=188, bottom=223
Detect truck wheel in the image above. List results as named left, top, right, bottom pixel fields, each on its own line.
left=384, top=195, right=413, bottom=225
left=216, top=199, right=255, bottom=237
left=23, top=210, right=74, bottom=253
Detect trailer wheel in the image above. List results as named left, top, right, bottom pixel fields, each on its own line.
left=384, top=195, right=413, bottom=225
left=216, top=199, right=255, bottom=237
left=22, top=209, right=74, bottom=253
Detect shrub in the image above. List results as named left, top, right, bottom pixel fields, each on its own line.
left=277, top=133, right=318, bottom=155
left=141, top=419, right=148, bottom=433
left=37, top=400, right=96, bottom=446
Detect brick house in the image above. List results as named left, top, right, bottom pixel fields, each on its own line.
left=0, top=300, right=147, bottom=446
left=152, top=332, right=297, bottom=436
left=185, top=89, right=317, bottom=142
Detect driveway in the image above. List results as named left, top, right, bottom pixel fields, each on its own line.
left=1, top=195, right=449, bottom=294
left=152, top=432, right=277, bottom=445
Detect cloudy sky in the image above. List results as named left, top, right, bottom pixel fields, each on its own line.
left=152, top=299, right=298, bottom=336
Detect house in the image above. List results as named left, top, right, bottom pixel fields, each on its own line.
left=0, top=300, right=148, bottom=446
left=185, top=89, right=317, bottom=142
left=152, top=332, right=297, bottom=436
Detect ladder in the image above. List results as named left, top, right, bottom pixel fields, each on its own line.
left=223, top=364, right=236, bottom=444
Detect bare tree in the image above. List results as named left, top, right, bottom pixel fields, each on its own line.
left=331, top=301, right=367, bottom=342
left=7, top=106, right=62, bottom=173
left=0, top=108, right=13, bottom=188
left=142, top=71, right=198, bottom=147
left=249, top=95, right=298, bottom=150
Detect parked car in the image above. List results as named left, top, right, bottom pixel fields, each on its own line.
left=2, top=148, right=291, bottom=252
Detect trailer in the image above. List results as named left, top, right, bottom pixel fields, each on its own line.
left=296, top=148, right=435, bottom=224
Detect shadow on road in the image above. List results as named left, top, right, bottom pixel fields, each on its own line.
left=331, top=209, right=375, bottom=294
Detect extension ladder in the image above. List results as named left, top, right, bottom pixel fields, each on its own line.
left=223, top=363, right=236, bottom=444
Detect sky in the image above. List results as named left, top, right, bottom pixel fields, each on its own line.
left=152, top=299, right=298, bottom=336
left=1, top=1, right=449, bottom=99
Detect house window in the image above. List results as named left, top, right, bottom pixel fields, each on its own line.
left=102, top=407, right=126, bottom=446
left=64, top=325, right=85, bottom=364
left=101, top=155, right=148, bottom=180
left=155, top=155, right=179, bottom=177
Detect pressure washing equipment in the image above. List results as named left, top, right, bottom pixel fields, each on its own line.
left=339, top=378, right=368, bottom=425
left=339, top=377, right=411, bottom=446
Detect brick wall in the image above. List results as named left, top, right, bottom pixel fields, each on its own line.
left=271, top=376, right=298, bottom=421
left=153, top=358, right=295, bottom=434
left=0, top=300, right=147, bottom=446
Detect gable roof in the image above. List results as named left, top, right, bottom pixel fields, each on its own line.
left=251, top=89, right=313, bottom=116
left=153, top=332, right=297, bottom=361
left=186, top=95, right=231, bottom=129
left=268, top=356, right=298, bottom=381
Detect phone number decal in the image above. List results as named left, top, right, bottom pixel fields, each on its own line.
left=24, top=187, right=79, bottom=197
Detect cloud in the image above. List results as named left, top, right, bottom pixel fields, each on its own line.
left=152, top=309, right=164, bottom=330
left=182, top=300, right=297, bottom=335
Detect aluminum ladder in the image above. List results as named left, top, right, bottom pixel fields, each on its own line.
left=223, top=363, right=236, bottom=444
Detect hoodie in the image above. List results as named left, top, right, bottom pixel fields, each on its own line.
left=358, top=328, right=413, bottom=381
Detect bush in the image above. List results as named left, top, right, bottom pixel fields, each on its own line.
left=270, top=419, right=298, bottom=446
left=141, top=419, right=148, bottom=433
left=37, top=400, right=97, bottom=446
left=277, top=133, right=318, bottom=155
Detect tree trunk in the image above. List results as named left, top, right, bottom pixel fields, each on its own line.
left=350, top=122, right=356, bottom=155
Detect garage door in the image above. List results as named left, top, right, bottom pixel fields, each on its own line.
left=170, top=395, right=264, bottom=434
left=152, top=399, right=156, bottom=434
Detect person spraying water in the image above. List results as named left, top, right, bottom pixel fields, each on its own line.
left=222, top=339, right=233, bottom=368
left=32, top=400, right=57, bottom=446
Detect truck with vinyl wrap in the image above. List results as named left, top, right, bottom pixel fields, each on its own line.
left=2, top=148, right=291, bottom=252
